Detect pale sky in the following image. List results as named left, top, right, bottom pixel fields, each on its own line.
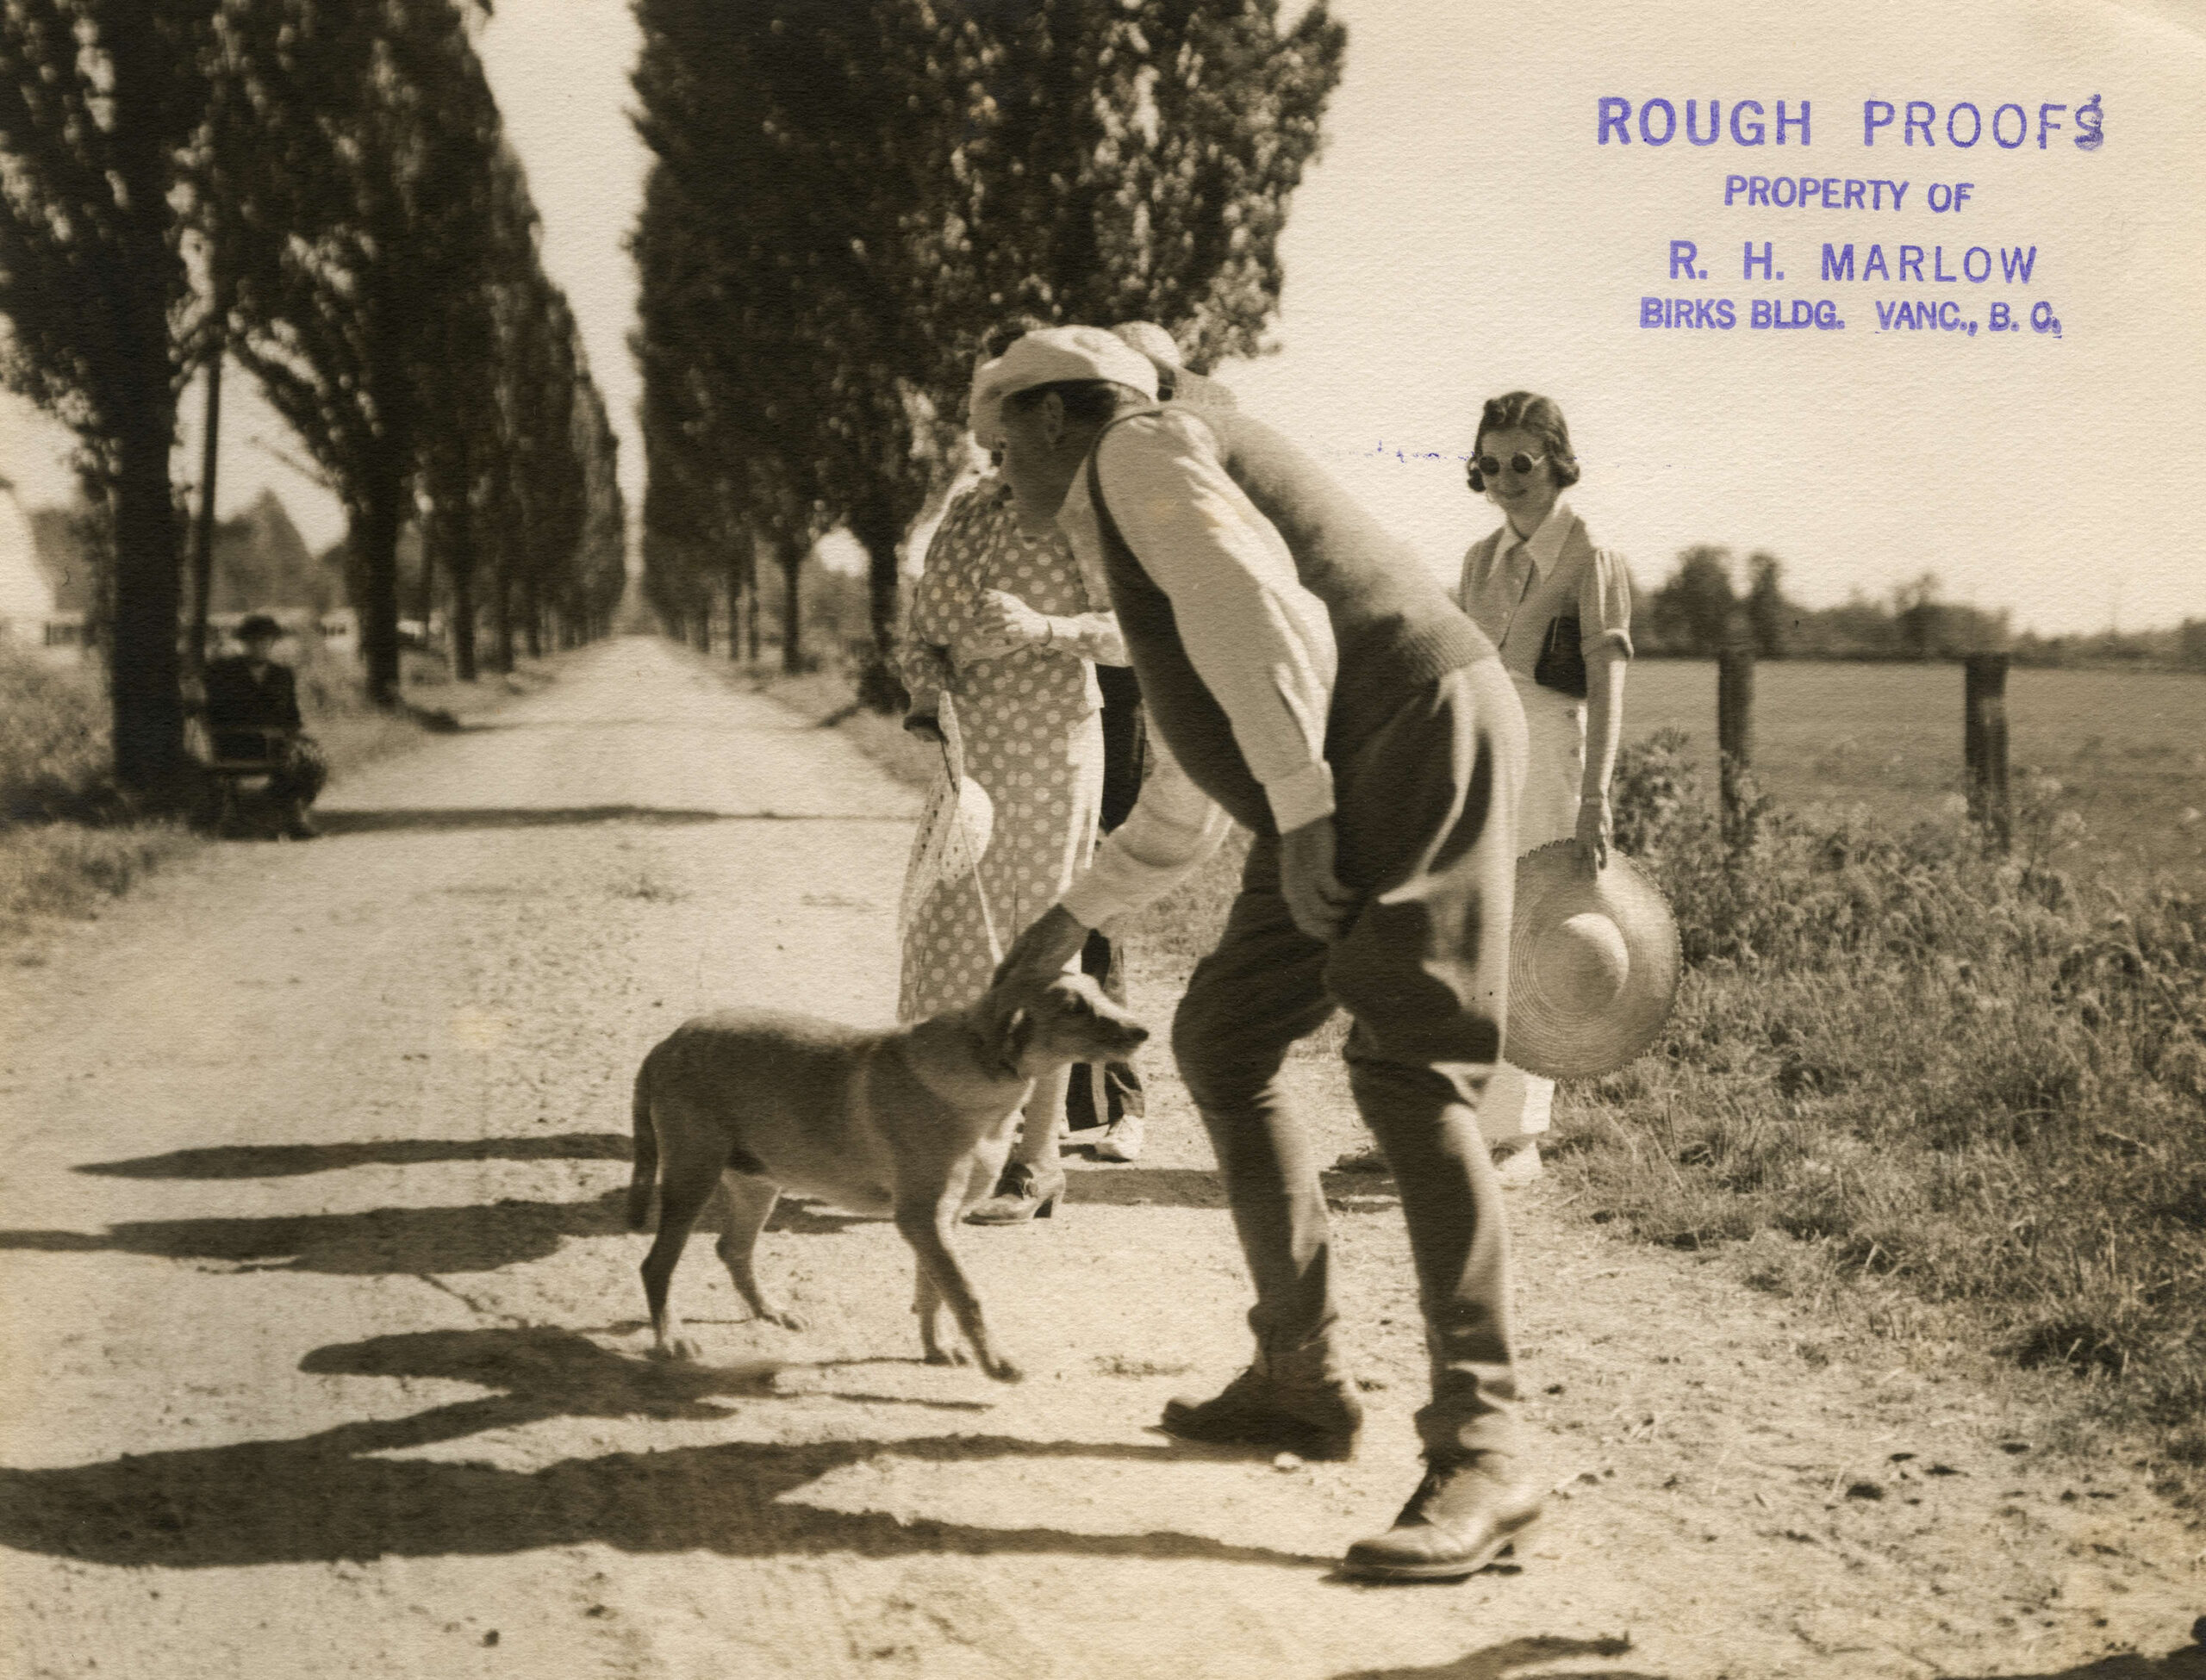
left=3, top=0, right=2202, bottom=635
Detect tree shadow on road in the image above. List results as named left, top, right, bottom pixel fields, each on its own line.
left=1, top=1183, right=938, bottom=1272
left=0, top=1324, right=1333, bottom=1573
left=75, top=1132, right=632, bottom=1179
left=0, top=1187, right=635, bottom=1273
left=315, top=806, right=908, bottom=835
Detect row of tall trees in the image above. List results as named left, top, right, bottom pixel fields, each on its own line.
left=629, top=0, right=1348, bottom=691
left=0, top=0, right=624, bottom=800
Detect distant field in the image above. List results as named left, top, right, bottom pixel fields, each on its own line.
left=1626, top=659, right=2206, bottom=887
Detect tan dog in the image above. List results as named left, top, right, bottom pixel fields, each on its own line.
left=626, top=972, right=1148, bottom=1380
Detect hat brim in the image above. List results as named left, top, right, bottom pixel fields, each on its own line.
left=1503, top=841, right=1681, bottom=1080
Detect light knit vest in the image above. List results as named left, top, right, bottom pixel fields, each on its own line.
left=1087, top=405, right=1497, bottom=836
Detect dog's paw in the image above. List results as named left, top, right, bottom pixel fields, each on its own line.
left=760, top=1310, right=807, bottom=1333
left=924, top=1347, right=970, bottom=1367
left=647, top=1337, right=703, bottom=1364
left=981, top=1353, right=1025, bottom=1384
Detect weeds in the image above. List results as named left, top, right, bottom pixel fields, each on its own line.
left=1564, top=730, right=2206, bottom=1496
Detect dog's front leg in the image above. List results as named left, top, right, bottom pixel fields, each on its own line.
left=894, top=1201, right=1021, bottom=1383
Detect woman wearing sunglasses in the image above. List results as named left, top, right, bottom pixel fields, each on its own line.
left=1455, top=391, right=1635, bottom=1183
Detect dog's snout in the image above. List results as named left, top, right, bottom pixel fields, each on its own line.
left=1122, top=1022, right=1151, bottom=1048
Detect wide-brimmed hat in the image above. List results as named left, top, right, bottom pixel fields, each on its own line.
left=1503, top=841, right=1680, bottom=1080
left=969, top=326, right=1160, bottom=450
left=234, top=613, right=284, bottom=643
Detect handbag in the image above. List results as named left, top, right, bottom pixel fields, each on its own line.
left=1533, top=613, right=1588, bottom=700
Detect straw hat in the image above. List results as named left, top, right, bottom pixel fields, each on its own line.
left=1503, top=841, right=1681, bottom=1080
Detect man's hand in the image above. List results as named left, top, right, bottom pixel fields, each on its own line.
left=993, top=903, right=1090, bottom=986
left=1279, top=815, right=1356, bottom=943
left=1573, top=795, right=1611, bottom=874
left=971, top=589, right=1052, bottom=653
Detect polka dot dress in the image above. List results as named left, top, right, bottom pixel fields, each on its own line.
left=896, top=482, right=1111, bottom=1023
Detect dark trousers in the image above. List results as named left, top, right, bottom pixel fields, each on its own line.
left=1067, top=665, right=1148, bottom=1131
left=1169, top=658, right=1528, bottom=1459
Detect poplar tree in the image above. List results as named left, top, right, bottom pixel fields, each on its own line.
left=629, top=0, right=1346, bottom=695
left=217, top=0, right=495, bottom=706
left=0, top=0, right=221, bottom=797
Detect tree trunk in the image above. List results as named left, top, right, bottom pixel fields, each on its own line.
left=186, top=347, right=221, bottom=689
left=449, top=563, right=477, bottom=681
left=779, top=543, right=804, bottom=674
left=427, top=433, right=476, bottom=681
left=848, top=499, right=907, bottom=712
left=103, top=12, right=189, bottom=801
left=354, top=461, right=407, bottom=708
left=109, top=409, right=187, bottom=801
left=489, top=562, right=514, bottom=674
left=726, top=548, right=748, bottom=661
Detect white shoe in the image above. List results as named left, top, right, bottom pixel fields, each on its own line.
left=1492, top=1141, right=1544, bottom=1187
left=1092, top=1115, right=1145, bottom=1162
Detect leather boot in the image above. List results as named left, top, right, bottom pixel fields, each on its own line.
left=1342, top=1453, right=1543, bottom=1582
left=1160, top=1339, right=1363, bottom=1459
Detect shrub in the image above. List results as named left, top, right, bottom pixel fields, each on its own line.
left=0, top=647, right=122, bottom=823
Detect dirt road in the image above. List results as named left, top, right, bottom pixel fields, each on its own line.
left=2, top=637, right=2199, bottom=1680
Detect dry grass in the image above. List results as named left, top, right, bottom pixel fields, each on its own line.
left=1554, top=730, right=2206, bottom=1502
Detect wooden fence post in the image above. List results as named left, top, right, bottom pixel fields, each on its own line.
left=1717, top=632, right=1755, bottom=854
left=1965, top=652, right=2012, bottom=853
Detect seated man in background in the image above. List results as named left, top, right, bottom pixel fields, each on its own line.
left=203, top=614, right=327, bottom=840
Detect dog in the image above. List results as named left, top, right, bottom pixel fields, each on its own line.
left=626, top=971, right=1149, bottom=1381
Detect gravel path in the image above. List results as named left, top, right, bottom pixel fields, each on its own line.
left=0, top=636, right=2198, bottom=1680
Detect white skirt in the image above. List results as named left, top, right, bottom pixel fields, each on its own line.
left=1482, top=675, right=1586, bottom=1146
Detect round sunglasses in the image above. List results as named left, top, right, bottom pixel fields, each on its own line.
left=1470, top=451, right=1547, bottom=478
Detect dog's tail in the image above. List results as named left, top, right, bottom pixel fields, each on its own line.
left=626, top=1055, right=658, bottom=1232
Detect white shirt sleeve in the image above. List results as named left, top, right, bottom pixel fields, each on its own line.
left=1092, top=414, right=1338, bottom=833
left=1059, top=715, right=1236, bottom=930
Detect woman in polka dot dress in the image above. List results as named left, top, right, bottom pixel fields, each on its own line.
left=896, top=474, right=1127, bottom=1222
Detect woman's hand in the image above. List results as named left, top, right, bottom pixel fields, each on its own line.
left=971, top=589, right=1053, bottom=652
left=1574, top=795, right=1612, bottom=874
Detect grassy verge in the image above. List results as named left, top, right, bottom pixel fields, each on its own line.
left=1557, top=731, right=2205, bottom=1503
left=768, top=656, right=2206, bottom=1503
left=0, top=642, right=565, bottom=951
